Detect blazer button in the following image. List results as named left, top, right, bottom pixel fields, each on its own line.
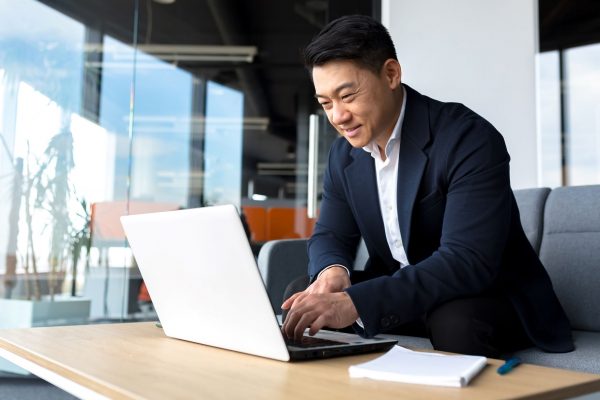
left=381, top=317, right=390, bottom=328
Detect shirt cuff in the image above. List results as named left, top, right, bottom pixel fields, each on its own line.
left=316, top=264, right=350, bottom=280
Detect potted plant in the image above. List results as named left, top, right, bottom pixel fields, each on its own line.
left=0, top=119, right=91, bottom=331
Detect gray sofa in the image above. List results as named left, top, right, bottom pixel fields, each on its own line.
left=257, top=185, right=600, bottom=373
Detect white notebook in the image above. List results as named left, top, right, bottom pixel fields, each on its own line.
left=349, top=345, right=487, bottom=387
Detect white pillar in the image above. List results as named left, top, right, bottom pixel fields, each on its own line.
left=383, top=0, right=538, bottom=189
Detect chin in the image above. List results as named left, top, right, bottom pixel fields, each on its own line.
left=344, top=137, right=368, bottom=148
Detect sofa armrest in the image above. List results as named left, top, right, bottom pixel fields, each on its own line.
left=513, top=187, right=551, bottom=254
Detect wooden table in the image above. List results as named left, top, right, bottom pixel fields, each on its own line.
left=0, top=322, right=599, bottom=400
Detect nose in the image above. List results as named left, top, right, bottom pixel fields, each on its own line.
left=331, top=102, right=351, bottom=126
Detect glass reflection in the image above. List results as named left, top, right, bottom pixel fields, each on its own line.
left=129, top=47, right=193, bottom=207
left=0, top=0, right=87, bottom=304
left=204, top=80, right=244, bottom=207
left=0, top=0, right=136, bottom=334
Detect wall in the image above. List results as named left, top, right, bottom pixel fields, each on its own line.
left=382, top=0, right=538, bottom=189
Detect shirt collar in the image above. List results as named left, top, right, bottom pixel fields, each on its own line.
left=363, top=85, right=407, bottom=158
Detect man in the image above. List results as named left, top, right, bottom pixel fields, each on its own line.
left=281, top=15, right=573, bottom=357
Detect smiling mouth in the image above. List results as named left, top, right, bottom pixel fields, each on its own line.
left=343, top=125, right=361, bottom=137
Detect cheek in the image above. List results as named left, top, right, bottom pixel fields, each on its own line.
left=349, top=102, right=369, bottom=121
left=366, top=108, right=384, bottom=127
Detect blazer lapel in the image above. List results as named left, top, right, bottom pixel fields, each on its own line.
left=397, top=85, right=431, bottom=261
left=344, top=148, right=395, bottom=264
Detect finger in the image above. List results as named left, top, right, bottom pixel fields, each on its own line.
left=282, top=299, right=312, bottom=339
left=308, top=314, right=327, bottom=336
left=282, top=309, right=300, bottom=338
left=282, top=313, right=294, bottom=338
left=294, top=311, right=318, bottom=341
left=281, top=291, right=306, bottom=310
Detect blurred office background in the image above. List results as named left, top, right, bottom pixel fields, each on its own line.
left=0, top=0, right=598, bottom=377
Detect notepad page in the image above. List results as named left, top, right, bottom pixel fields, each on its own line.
left=349, top=345, right=487, bottom=387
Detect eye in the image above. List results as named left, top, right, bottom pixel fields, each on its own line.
left=319, top=101, right=332, bottom=109
left=341, top=92, right=356, bottom=102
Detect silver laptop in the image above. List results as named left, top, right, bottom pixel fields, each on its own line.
left=120, top=205, right=396, bottom=361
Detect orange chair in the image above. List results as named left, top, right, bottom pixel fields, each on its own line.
left=90, top=201, right=181, bottom=246
left=89, top=201, right=181, bottom=308
left=241, top=206, right=267, bottom=242
left=266, top=207, right=317, bottom=240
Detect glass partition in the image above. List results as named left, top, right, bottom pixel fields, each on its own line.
left=0, top=0, right=375, bottom=358
left=0, top=0, right=136, bottom=338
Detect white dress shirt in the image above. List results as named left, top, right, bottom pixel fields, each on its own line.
left=362, top=86, right=408, bottom=267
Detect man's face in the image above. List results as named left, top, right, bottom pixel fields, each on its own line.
left=312, top=59, right=401, bottom=149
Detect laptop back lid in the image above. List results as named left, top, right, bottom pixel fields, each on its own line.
left=121, top=205, right=291, bottom=361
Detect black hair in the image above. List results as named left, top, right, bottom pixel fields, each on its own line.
left=303, top=15, right=397, bottom=74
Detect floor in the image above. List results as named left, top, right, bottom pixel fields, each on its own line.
left=573, top=394, right=600, bottom=400
left=0, top=375, right=76, bottom=400
left=0, top=372, right=598, bottom=400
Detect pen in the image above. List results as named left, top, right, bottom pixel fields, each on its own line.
left=497, top=357, right=521, bottom=375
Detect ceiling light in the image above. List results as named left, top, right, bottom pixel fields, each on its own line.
left=85, top=44, right=258, bottom=64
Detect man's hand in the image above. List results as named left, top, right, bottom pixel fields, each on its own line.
left=281, top=266, right=357, bottom=340
left=281, top=266, right=350, bottom=313
left=307, top=265, right=352, bottom=294
left=281, top=292, right=359, bottom=340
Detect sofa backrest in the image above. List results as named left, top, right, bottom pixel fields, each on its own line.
left=513, top=187, right=551, bottom=255
left=258, top=238, right=369, bottom=312
left=258, top=239, right=309, bottom=313
left=538, top=185, right=600, bottom=332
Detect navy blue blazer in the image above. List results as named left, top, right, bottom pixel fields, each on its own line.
left=308, top=85, right=573, bottom=353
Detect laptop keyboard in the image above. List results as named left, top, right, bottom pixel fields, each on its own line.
left=285, top=335, right=346, bottom=348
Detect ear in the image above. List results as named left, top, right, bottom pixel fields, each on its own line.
left=381, top=59, right=402, bottom=90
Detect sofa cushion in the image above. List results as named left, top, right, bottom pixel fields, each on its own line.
left=387, top=331, right=600, bottom=374
left=379, top=334, right=433, bottom=350
left=514, top=330, right=600, bottom=373
left=513, top=187, right=551, bottom=254
left=539, top=185, right=600, bottom=332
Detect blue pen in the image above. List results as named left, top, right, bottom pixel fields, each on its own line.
left=497, top=357, right=522, bottom=375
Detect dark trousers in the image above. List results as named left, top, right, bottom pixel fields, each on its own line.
left=283, top=275, right=532, bottom=358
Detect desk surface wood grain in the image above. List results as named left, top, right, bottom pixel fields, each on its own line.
left=0, top=322, right=599, bottom=400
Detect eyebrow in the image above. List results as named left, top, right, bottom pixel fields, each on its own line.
left=314, top=82, right=356, bottom=99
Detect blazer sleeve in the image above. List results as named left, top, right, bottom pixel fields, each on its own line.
left=345, top=117, right=513, bottom=337
left=307, top=142, right=361, bottom=281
